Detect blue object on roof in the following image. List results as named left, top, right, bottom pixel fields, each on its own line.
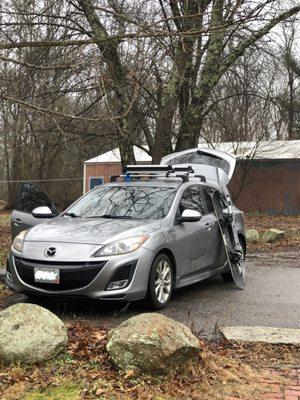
left=89, top=177, right=103, bottom=190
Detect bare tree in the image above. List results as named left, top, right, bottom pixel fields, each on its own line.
left=0, top=0, right=299, bottom=208
left=276, top=20, right=300, bottom=139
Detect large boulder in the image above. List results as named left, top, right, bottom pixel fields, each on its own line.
left=0, top=200, right=8, bottom=211
left=246, top=229, right=260, bottom=243
left=262, top=228, right=285, bottom=243
left=107, top=313, right=200, bottom=374
left=0, top=303, right=67, bottom=364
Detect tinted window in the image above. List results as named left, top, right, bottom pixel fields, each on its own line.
left=179, top=185, right=206, bottom=214
left=67, top=186, right=177, bottom=219
left=17, top=183, right=56, bottom=213
left=203, top=187, right=228, bottom=213
left=165, top=152, right=230, bottom=174
left=204, top=187, right=231, bottom=218
left=203, top=188, right=214, bottom=213
left=219, top=193, right=228, bottom=209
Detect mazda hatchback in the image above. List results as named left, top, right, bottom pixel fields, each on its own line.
left=7, top=148, right=246, bottom=309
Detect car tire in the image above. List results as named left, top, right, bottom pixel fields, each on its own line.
left=146, top=253, right=174, bottom=310
left=221, top=238, right=245, bottom=282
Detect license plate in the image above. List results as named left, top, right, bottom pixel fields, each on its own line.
left=34, top=268, right=60, bottom=284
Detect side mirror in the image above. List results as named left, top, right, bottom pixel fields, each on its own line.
left=32, top=206, right=56, bottom=219
left=179, top=209, right=202, bottom=223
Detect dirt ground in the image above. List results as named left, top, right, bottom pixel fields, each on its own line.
left=0, top=212, right=10, bottom=267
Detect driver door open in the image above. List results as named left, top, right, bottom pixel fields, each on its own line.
left=11, top=183, right=59, bottom=240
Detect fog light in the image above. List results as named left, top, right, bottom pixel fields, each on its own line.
left=6, top=271, right=13, bottom=283
left=106, top=279, right=128, bottom=291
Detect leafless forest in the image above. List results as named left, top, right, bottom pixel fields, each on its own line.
left=0, top=0, right=299, bottom=206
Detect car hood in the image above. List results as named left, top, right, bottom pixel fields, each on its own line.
left=25, top=216, right=161, bottom=245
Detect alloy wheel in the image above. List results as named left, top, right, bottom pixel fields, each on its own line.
left=154, top=260, right=172, bottom=303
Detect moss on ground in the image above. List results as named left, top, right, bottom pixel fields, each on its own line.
left=23, top=383, right=81, bottom=400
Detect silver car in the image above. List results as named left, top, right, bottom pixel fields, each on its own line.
left=6, top=148, right=246, bottom=309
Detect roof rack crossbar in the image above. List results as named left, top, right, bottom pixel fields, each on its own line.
left=120, top=173, right=191, bottom=182
left=123, top=165, right=172, bottom=173
left=120, top=165, right=208, bottom=183
left=123, top=164, right=194, bottom=174
left=119, top=173, right=171, bottom=179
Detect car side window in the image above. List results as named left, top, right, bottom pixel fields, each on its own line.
left=202, top=188, right=214, bottom=214
left=203, top=187, right=228, bottom=214
left=179, top=185, right=206, bottom=215
left=214, top=191, right=228, bottom=210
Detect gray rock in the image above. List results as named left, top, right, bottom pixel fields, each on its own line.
left=0, top=200, right=8, bottom=211
left=107, top=313, right=200, bottom=374
left=0, top=303, right=67, bottom=364
left=261, top=228, right=285, bottom=243
left=220, top=325, right=300, bottom=345
left=246, top=229, right=260, bottom=243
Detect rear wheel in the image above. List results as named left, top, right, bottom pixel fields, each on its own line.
left=146, top=253, right=174, bottom=310
left=221, top=238, right=246, bottom=282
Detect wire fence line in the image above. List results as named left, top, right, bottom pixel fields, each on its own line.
left=0, top=178, right=83, bottom=183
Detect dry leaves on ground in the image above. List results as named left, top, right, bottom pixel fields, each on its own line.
left=0, top=322, right=298, bottom=400
left=0, top=212, right=10, bottom=267
left=245, top=214, right=300, bottom=251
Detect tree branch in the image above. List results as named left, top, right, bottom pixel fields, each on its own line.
left=0, top=55, right=75, bottom=70
left=219, top=5, right=300, bottom=78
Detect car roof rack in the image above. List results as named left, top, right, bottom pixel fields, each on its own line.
left=119, top=165, right=207, bottom=183
left=195, top=174, right=207, bottom=182
left=123, top=165, right=194, bottom=174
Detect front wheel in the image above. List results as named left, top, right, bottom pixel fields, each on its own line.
left=146, top=254, right=174, bottom=310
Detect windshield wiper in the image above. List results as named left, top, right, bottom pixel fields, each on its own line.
left=88, top=214, right=135, bottom=219
left=64, top=212, right=82, bottom=218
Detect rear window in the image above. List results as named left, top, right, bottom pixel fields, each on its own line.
left=165, top=152, right=230, bottom=175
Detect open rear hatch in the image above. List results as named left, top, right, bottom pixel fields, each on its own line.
left=160, top=147, right=236, bottom=186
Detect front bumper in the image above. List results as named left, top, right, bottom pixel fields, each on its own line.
left=6, top=247, right=155, bottom=301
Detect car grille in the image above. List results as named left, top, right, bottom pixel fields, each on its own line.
left=14, top=257, right=107, bottom=291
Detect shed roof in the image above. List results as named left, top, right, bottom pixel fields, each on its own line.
left=85, top=146, right=152, bottom=164
left=84, top=140, right=300, bottom=164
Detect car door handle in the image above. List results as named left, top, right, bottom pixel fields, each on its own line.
left=13, top=218, right=22, bottom=225
left=205, top=222, right=212, bottom=230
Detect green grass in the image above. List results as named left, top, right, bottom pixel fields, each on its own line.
left=0, top=249, right=7, bottom=268
left=0, top=214, right=10, bottom=226
left=23, top=384, right=81, bottom=400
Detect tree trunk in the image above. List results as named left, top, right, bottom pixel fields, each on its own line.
left=176, top=94, right=207, bottom=151
left=152, top=101, right=175, bottom=163
left=287, top=70, right=295, bottom=139
left=79, top=0, right=137, bottom=165
left=119, top=139, right=135, bottom=166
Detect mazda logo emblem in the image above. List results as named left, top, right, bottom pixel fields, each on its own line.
left=45, top=247, right=56, bottom=257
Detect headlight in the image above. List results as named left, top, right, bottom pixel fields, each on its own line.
left=94, top=235, right=149, bottom=257
left=12, top=230, right=28, bottom=253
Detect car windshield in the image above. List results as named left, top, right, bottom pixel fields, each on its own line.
left=66, top=186, right=177, bottom=220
